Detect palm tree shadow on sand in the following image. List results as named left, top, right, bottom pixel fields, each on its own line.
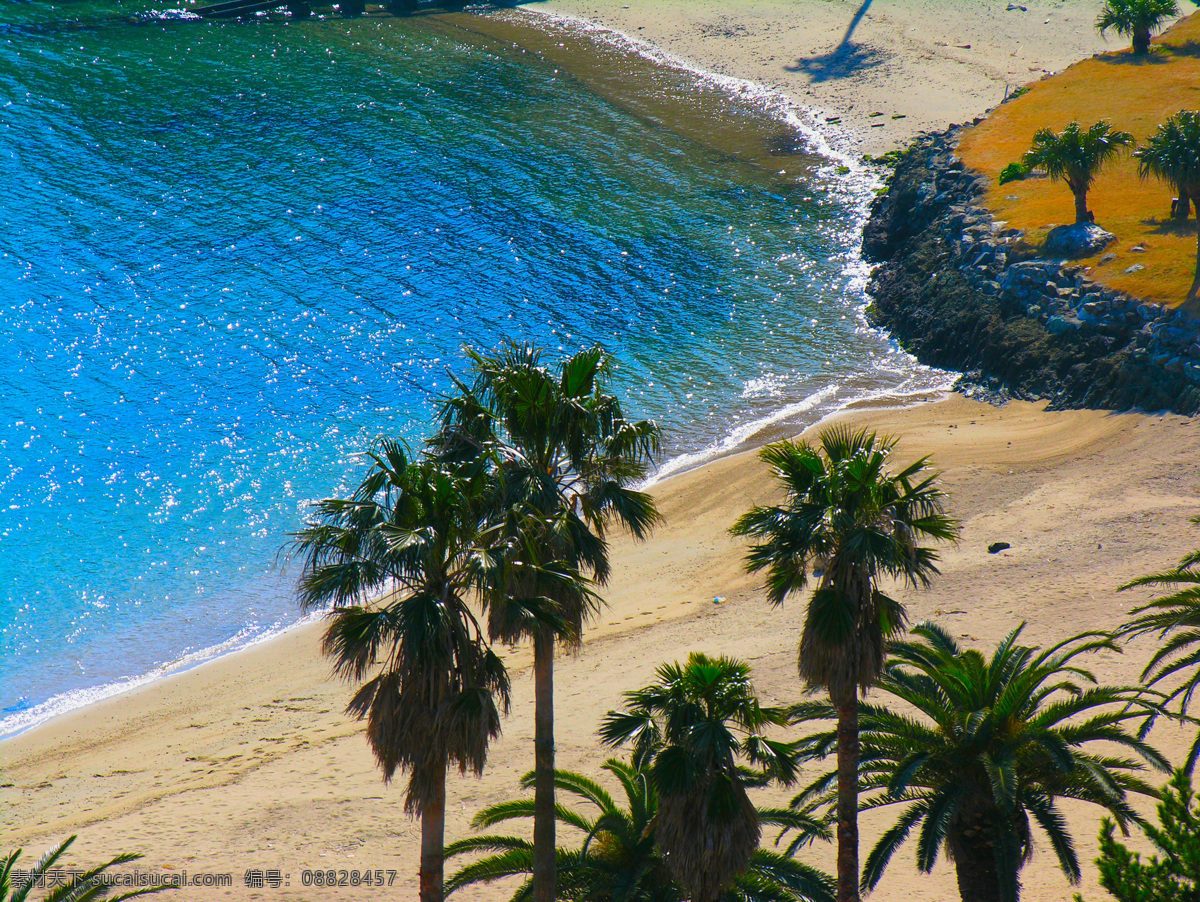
left=786, top=0, right=885, bottom=81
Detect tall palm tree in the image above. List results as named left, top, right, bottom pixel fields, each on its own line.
left=1, top=836, right=169, bottom=902
left=1020, top=121, right=1136, bottom=224
left=1097, top=0, right=1180, bottom=55
left=433, top=342, right=662, bottom=902
left=787, top=623, right=1167, bottom=902
left=1136, top=110, right=1200, bottom=301
left=292, top=441, right=512, bottom=902
left=445, top=756, right=836, bottom=902
left=731, top=427, right=958, bottom=902
left=1119, top=517, right=1200, bottom=767
left=598, top=654, right=806, bottom=902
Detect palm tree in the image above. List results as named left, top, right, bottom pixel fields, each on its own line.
left=1135, top=110, right=1200, bottom=301
left=731, top=427, right=958, bottom=902
left=787, top=623, right=1168, bottom=902
left=598, top=653, right=807, bottom=902
left=433, top=342, right=662, bottom=902
left=1137, top=111, right=1200, bottom=224
left=1119, top=518, right=1200, bottom=767
left=445, top=757, right=836, bottom=902
left=1020, top=121, right=1136, bottom=224
left=1097, top=0, right=1180, bottom=55
left=292, top=441, right=512, bottom=902
left=1, top=836, right=169, bottom=901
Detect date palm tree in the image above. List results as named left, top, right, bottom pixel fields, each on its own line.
left=598, top=654, right=807, bottom=902
left=1119, top=516, right=1200, bottom=767
left=1, top=835, right=169, bottom=902
left=787, top=623, right=1167, bottom=902
left=433, top=342, right=661, bottom=902
left=446, top=756, right=835, bottom=902
left=1097, top=0, right=1180, bottom=55
left=731, top=427, right=957, bottom=902
left=292, top=441, right=512, bottom=902
left=1136, top=110, right=1200, bottom=301
left=1020, top=121, right=1135, bottom=224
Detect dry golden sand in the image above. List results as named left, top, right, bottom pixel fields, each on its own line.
left=513, top=0, right=1134, bottom=156
left=5, top=395, right=1200, bottom=901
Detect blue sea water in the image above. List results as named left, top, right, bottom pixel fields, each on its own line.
left=0, top=2, right=951, bottom=734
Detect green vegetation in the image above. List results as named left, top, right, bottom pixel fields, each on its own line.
left=598, top=654, right=808, bottom=902
left=1097, top=0, right=1181, bottom=55
left=731, top=429, right=958, bottom=902
left=791, top=624, right=1166, bottom=902
left=1136, top=110, right=1200, bottom=300
left=998, top=161, right=1028, bottom=185
left=431, top=343, right=661, bottom=902
left=290, top=344, right=1200, bottom=902
left=1, top=836, right=169, bottom=902
left=1020, top=121, right=1135, bottom=224
left=293, top=443, right=514, bottom=902
left=1090, top=769, right=1200, bottom=902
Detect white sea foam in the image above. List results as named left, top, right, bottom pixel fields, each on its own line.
left=0, top=611, right=325, bottom=738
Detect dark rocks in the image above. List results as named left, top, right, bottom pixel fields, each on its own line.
left=1043, top=222, right=1116, bottom=258
left=988, top=542, right=1011, bottom=554
left=861, top=129, right=1200, bottom=415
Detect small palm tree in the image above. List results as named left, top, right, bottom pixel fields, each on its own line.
left=1020, top=121, right=1136, bottom=224
left=598, top=654, right=807, bottom=902
left=1137, top=111, right=1200, bottom=224
left=446, top=757, right=835, bottom=902
left=292, top=442, right=511, bottom=902
left=1097, top=0, right=1180, bottom=55
left=1136, top=110, right=1200, bottom=300
left=433, top=342, right=661, bottom=902
left=1119, top=517, right=1200, bottom=766
left=731, top=428, right=958, bottom=902
left=1, top=836, right=169, bottom=901
left=788, top=623, right=1167, bottom=902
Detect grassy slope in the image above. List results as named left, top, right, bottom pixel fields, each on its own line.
left=957, top=10, right=1200, bottom=309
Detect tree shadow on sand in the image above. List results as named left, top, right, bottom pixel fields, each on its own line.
left=784, top=0, right=884, bottom=82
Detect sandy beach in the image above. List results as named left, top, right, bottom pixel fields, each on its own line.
left=514, top=0, right=1133, bottom=155
left=6, top=2, right=1200, bottom=900
left=6, top=395, right=1200, bottom=900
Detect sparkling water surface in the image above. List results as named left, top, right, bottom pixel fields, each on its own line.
left=0, top=1, right=951, bottom=733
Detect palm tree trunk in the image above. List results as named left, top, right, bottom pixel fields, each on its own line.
left=950, top=826, right=1005, bottom=902
left=836, top=699, right=861, bottom=902
left=1072, top=188, right=1090, bottom=224
left=532, top=632, right=557, bottom=902
left=1133, top=27, right=1151, bottom=55
left=1175, top=186, right=1191, bottom=222
left=419, top=765, right=446, bottom=902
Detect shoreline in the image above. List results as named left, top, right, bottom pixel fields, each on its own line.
left=9, top=395, right=1200, bottom=902
left=2, top=4, right=960, bottom=740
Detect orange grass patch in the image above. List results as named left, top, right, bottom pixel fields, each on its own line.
left=957, top=11, right=1200, bottom=309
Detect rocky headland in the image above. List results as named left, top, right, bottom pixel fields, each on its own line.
left=863, top=129, right=1200, bottom=414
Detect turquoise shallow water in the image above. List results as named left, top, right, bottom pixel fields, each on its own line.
left=0, top=2, right=950, bottom=734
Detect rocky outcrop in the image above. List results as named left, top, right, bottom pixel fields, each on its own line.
left=862, top=129, right=1200, bottom=414
left=1043, top=223, right=1115, bottom=258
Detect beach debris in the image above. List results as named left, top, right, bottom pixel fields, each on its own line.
left=988, top=542, right=1011, bottom=554
left=713, top=596, right=725, bottom=605
left=892, top=114, right=907, bottom=119
left=869, top=111, right=884, bottom=117
left=1006, top=3, right=1028, bottom=10
left=825, top=116, right=842, bottom=123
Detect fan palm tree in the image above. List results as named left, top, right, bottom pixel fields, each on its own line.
left=1137, top=111, right=1200, bottom=224
left=1136, top=110, right=1200, bottom=301
left=292, top=441, right=512, bottom=902
left=1, top=836, right=169, bottom=902
left=446, top=756, right=836, bottom=902
left=1097, top=0, right=1180, bottom=55
left=787, top=623, right=1168, bottom=902
left=731, top=428, right=958, bottom=902
left=1020, top=121, right=1136, bottom=224
left=598, top=654, right=806, bottom=902
left=1119, top=517, right=1200, bottom=767
left=432, top=342, right=662, bottom=902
